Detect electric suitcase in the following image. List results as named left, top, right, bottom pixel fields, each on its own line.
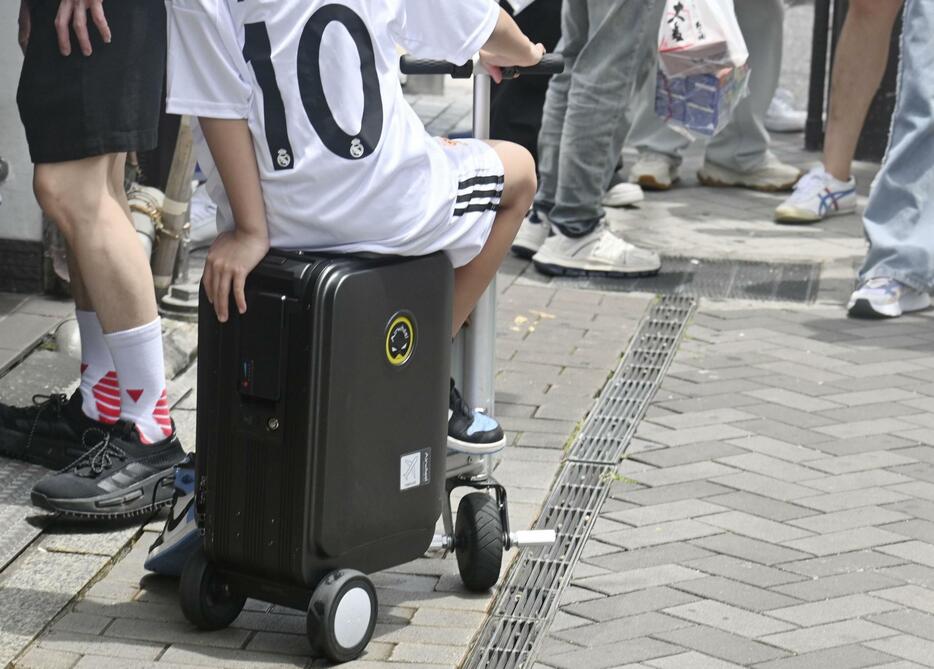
left=181, top=250, right=453, bottom=662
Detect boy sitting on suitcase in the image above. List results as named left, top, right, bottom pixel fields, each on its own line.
left=145, top=0, right=543, bottom=573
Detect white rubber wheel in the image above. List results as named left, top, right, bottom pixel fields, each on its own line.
left=306, top=570, right=377, bottom=663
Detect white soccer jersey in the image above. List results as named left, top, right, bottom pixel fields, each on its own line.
left=166, top=0, right=500, bottom=255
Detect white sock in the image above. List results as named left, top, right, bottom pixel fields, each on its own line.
left=104, top=318, right=173, bottom=444
left=75, top=310, right=120, bottom=424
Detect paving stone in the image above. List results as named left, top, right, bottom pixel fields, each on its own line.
left=709, top=472, right=820, bottom=502
left=788, top=507, right=911, bottom=534
left=389, top=642, right=466, bottom=665
left=371, top=623, right=475, bottom=646
left=546, top=637, right=681, bottom=669
left=781, top=551, right=907, bottom=578
left=685, top=555, right=805, bottom=588
left=783, top=527, right=908, bottom=557
left=13, top=647, right=82, bottom=669
left=603, top=499, right=726, bottom=527
left=50, top=612, right=113, bottom=636
left=244, top=631, right=313, bottom=656
left=879, top=519, right=934, bottom=544
left=740, top=403, right=837, bottom=430
left=574, top=565, right=704, bottom=596
left=744, top=388, right=842, bottom=413
left=714, top=453, right=827, bottom=483
left=103, top=618, right=250, bottom=649
left=877, top=541, right=934, bottom=569
left=873, top=585, right=934, bottom=615
left=552, top=611, right=691, bottom=648
left=645, top=651, right=744, bottom=669
left=563, top=587, right=699, bottom=623
left=797, top=488, right=911, bottom=513
left=612, top=481, right=734, bottom=505
left=648, top=408, right=759, bottom=430
left=816, top=418, right=918, bottom=440
left=731, top=418, right=834, bottom=447
left=823, top=389, right=919, bottom=407
left=768, top=595, right=900, bottom=627
left=804, top=470, right=915, bottom=494
left=653, top=625, right=788, bottom=665
left=761, top=619, right=898, bottom=654
left=751, top=643, right=898, bottom=669
left=663, top=600, right=794, bottom=637
left=816, top=434, right=917, bottom=457
left=691, top=534, right=811, bottom=566
left=633, top=442, right=748, bottom=468
left=773, top=571, right=903, bottom=602
left=158, top=645, right=310, bottom=668
left=879, top=564, right=934, bottom=589
left=672, top=576, right=801, bottom=611
left=866, top=635, right=934, bottom=667
left=599, top=519, right=722, bottom=550
left=868, top=610, right=934, bottom=643
left=636, top=425, right=749, bottom=448
left=36, top=631, right=163, bottom=661
left=704, top=492, right=817, bottom=522
left=585, top=543, right=714, bottom=573
left=698, top=511, right=813, bottom=544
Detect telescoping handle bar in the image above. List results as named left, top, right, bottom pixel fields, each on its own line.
left=400, top=53, right=565, bottom=79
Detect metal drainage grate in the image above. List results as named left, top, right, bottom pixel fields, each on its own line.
left=555, top=257, right=821, bottom=303
left=466, top=296, right=696, bottom=669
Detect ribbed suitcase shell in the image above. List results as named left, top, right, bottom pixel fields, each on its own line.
left=196, top=251, right=452, bottom=605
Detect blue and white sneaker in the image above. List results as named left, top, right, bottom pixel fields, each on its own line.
left=848, top=277, right=931, bottom=319
left=775, top=166, right=857, bottom=223
left=448, top=380, right=506, bottom=455
left=144, top=453, right=199, bottom=576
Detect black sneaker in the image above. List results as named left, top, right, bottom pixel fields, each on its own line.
left=31, top=423, right=185, bottom=520
left=448, top=379, right=506, bottom=455
left=0, top=392, right=103, bottom=469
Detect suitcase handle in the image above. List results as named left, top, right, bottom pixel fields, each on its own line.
left=399, top=54, right=565, bottom=79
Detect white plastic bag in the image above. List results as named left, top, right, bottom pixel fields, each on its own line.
left=655, top=0, right=750, bottom=138
left=658, top=0, right=748, bottom=77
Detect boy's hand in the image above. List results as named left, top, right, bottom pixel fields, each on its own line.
left=479, top=42, right=545, bottom=84
left=203, top=230, right=270, bottom=323
left=55, top=0, right=111, bottom=57
left=18, top=1, right=30, bottom=54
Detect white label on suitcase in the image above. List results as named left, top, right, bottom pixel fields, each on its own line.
left=400, top=449, right=431, bottom=491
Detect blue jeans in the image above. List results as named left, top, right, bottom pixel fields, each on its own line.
left=859, top=0, right=934, bottom=291
left=534, top=0, right=656, bottom=236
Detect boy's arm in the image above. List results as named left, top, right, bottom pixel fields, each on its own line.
left=479, top=9, right=545, bottom=83
left=199, top=118, right=270, bottom=324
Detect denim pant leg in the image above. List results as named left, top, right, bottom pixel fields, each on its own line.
left=859, top=0, right=934, bottom=291
left=536, top=0, right=652, bottom=236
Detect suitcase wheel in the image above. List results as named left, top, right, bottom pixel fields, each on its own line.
left=455, top=492, right=504, bottom=592
left=306, top=569, right=377, bottom=663
left=179, top=549, right=246, bottom=631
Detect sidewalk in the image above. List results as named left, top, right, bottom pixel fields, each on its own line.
left=8, top=77, right=934, bottom=669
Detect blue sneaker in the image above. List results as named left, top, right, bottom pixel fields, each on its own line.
left=144, top=453, right=199, bottom=576
left=448, top=380, right=506, bottom=455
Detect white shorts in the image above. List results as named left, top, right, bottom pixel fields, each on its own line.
left=418, top=138, right=505, bottom=268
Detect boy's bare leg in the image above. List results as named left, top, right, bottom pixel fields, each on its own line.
left=452, top=140, right=536, bottom=336
left=34, top=153, right=158, bottom=333
left=824, top=0, right=903, bottom=181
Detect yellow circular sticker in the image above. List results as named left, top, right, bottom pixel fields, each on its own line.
left=386, top=314, right=415, bottom=367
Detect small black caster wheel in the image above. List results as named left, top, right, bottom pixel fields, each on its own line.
left=179, top=549, right=245, bottom=631
left=455, top=492, right=504, bottom=592
left=306, top=569, right=377, bottom=663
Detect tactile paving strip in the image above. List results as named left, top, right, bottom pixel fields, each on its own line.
left=556, top=257, right=821, bottom=303
left=0, top=459, right=50, bottom=572
left=466, top=296, right=696, bottom=669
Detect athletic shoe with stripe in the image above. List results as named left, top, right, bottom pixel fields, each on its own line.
left=448, top=379, right=506, bottom=455
left=532, top=224, right=661, bottom=278
left=31, top=422, right=185, bottom=520
left=0, top=391, right=102, bottom=470
left=145, top=453, right=199, bottom=576
left=511, top=209, right=552, bottom=259
left=775, top=166, right=857, bottom=223
left=847, top=277, right=931, bottom=319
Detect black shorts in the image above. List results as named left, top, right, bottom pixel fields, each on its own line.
left=16, top=0, right=166, bottom=164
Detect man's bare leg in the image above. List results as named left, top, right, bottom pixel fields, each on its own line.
left=824, top=0, right=904, bottom=181
left=35, top=153, right=158, bottom=333
left=452, top=140, right=536, bottom=336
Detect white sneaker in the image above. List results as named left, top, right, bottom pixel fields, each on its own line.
left=532, top=225, right=661, bottom=278
left=629, top=152, right=679, bottom=191
left=602, top=182, right=645, bottom=208
left=775, top=166, right=857, bottom=224
left=698, top=155, right=802, bottom=192
left=765, top=88, right=807, bottom=133
left=848, top=277, right=931, bottom=319
left=511, top=209, right=552, bottom=259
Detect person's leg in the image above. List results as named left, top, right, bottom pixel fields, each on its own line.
left=849, top=0, right=934, bottom=318
left=453, top=140, right=536, bottom=335
left=825, top=0, right=904, bottom=182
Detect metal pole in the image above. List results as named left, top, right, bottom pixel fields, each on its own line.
left=806, top=0, right=833, bottom=151
left=462, top=70, right=496, bottom=416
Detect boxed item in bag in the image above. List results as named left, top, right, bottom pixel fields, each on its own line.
left=655, top=65, right=750, bottom=137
